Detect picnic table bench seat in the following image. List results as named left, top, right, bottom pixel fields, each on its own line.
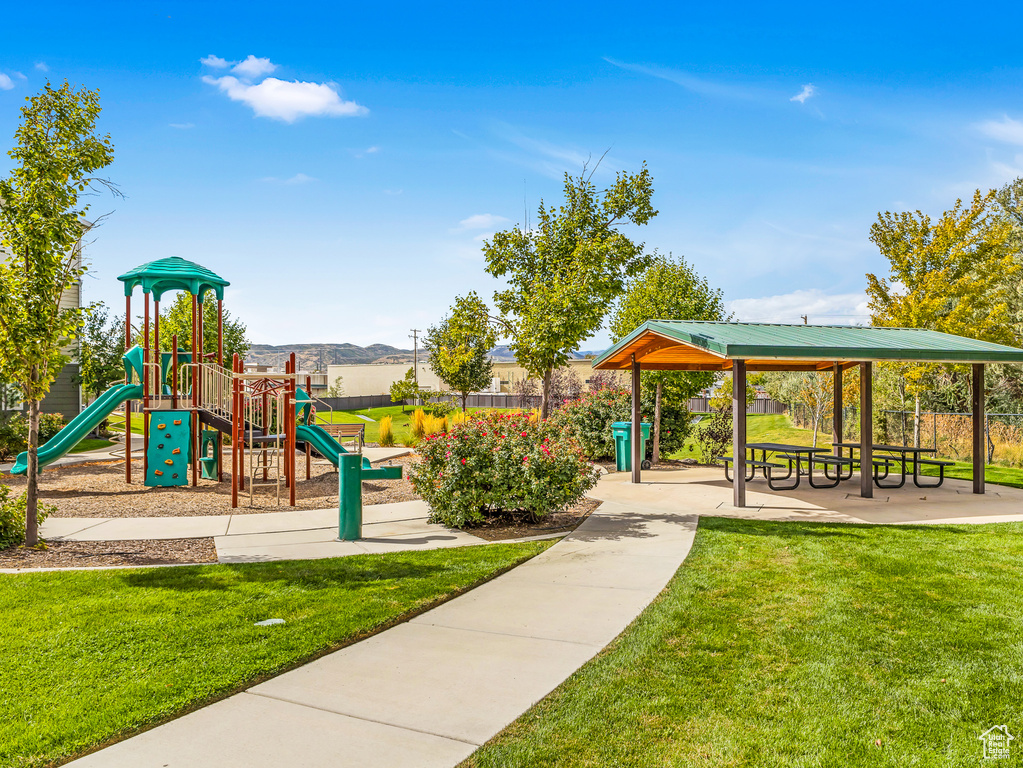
left=717, top=455, right=783, bottom=483
left=913, top=457, right=955, bottom=488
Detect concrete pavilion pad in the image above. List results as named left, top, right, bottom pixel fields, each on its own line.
left=64, top=487, right=699, bottom=768
left=594, top=466, right=1023, bottom=526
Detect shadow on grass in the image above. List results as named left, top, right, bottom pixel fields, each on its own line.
left=699, top=514, right=1021, bottom=539
left=119, top=558, right=449, bottom=592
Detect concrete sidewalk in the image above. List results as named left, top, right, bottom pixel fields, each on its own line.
left=65, top=499, right=698, bottom=767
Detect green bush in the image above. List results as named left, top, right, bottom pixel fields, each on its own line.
left=409, top=412, right=600, bottom=528
left=0, top=485, right=54, bottom=549
left=551, top=388, right=631, bottom=460
left=694, top=411, right=732, bottom=464
left=0, top=416, right=23, bottom=461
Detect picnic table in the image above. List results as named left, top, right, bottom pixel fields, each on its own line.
left=719, top=442, right=848, bottom=491
left=833, top=442, right=954, bottom=488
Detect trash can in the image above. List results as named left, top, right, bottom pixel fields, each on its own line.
left=611, top=421, right=652, bottom=472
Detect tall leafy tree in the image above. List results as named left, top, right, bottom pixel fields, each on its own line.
left=76, top=304, right=125, bottom=401
left=424, top=292, right=497, bottom=412
left=609, top=255, right=726, bottom=461
left=483, top=162, right=657, bottom=417
left=866, top=189, right=1017, bottom=417
left=0, top=81, right=116, bottom=546
left=156, top=290, right=249, bottom=363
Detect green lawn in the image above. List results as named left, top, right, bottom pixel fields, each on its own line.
left=466, top=518, right=1023, bottom=767
left=673, top=414, right=1023, bottom=489
left=315, top=405, right=522, bottom=444
left=0, top=542, right=550, bottom=767
left=67, top=438, right=114, bottom=454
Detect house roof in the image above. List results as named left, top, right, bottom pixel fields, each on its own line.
left=117, top=257, right=230, bottom=301
left=592, top=321, right=1023, bottom=372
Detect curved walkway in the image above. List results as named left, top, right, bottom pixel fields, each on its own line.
left=65, top=487, right=698, bottom=767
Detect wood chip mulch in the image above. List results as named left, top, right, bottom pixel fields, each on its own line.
left=0, top=538, right=218, bottom=570
left=468, top=498, right=602, bottom=541
left=0, top=452, right=418, bottom=518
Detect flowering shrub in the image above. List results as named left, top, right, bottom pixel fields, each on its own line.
left=0, top=485, right=53, bottom=549
left=409, top=411, right=600, bottom=528
left=551, top=389, right=631, bottom=460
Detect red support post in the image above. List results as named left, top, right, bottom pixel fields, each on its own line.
left=125, top=294, right=132, bottom=484
left=171, top=336, right=179, bottom=410
left=289, top=353, right=297, bottom=506
left=217, top=298, right=224, bottom=367
left=143, top=292, right=150, bottom=482
left=231, top=353, right=240, bottom=508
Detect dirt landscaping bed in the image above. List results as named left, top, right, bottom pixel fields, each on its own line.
left=0, top=538, right=218, bottom=570
left=0, top=452, right=417, bottom=518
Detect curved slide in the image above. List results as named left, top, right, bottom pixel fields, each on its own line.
left=296, top=423, right=401, bottom=480
left=8, top=383, right=143, bottom=475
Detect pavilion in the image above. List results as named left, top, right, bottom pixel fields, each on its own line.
left=591, top=321, right=1023, bottom=507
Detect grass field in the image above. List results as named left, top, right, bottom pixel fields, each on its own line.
left=0, top=542, right=550, bottom=767
left=67, top=438, right=114, bottom=454
left=466, top=518, right=1023, bottom=768
left=671, top=414, right=1023, bottom=488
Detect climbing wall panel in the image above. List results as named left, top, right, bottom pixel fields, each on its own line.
left=146, top=410, right=192, bottom=487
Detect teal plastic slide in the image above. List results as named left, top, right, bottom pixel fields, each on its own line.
left=296, top=423, right=400, bottom=480
left=8, top=383, right=143, bottom=475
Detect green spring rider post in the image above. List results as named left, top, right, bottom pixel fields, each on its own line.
left=339, top=453, right=363, bottom=541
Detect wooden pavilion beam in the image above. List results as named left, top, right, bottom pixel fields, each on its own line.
left=973, top=363, right=985, bottom=495
left=860, top=362, right=872, bottom=499
left=833, top=362, right=843, bottom=445
left=631, top=354, right=641, bottom=484
left=733, top=359, right=747, bottom=507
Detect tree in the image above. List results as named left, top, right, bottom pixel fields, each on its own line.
left=325, top=377, right=345, bottom=398
left=483, top=162, right=657, bottom=418
left=0, top=81, right=116, bottom=547
left=156, top=290, right=249, bottom=363
left=390, top=367, right=423, bottom=412
left=76, top=304, right=124, bottom=402
left=424, top=292, right=497, bottom=411
left=764, top=371, right=833, bottom=447
left=867, top=189, right=1017, bottom=425
left=609, top=255, right=726, bottom=462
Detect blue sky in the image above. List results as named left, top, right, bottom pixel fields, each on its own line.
left=2, top=1, right=1023, bottom=349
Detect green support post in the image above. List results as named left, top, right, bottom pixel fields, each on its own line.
left=339, top=453, right=363, bottom=541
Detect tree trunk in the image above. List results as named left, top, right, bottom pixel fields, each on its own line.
left=26, top=387, right=40, bottom=548
left=913, top=394, right=920, bottom=448
left=653, top=382, right=662, bottom=465
left=540, top=368, right=552, bottom=420
left=461, top=392, right=468, bottom=412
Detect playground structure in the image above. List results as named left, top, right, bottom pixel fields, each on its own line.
left=9, top=257, right=400, bottom=509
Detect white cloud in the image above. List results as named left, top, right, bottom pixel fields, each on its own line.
left=261, top=173, right=317, bottom=184
left=202, top=74, right=367, bottom=122
left=14, top=72, right=26, bottom=80
left=727, top=289, right=869, bottom=325
left=201, top=54, right=232, bottom=68
left=790, top=84, right=817, bottom=104
left=169, top=122, right=195, bottom=129
left=977, top=115, right=1023, bottom=146
left=34, top=62, right=49, bottom=72
left=232, top=55, right=276, bottom=80
left=603, top=57, right=758, bottom=102
left=354, top=145, right=380, bottom=158
left=0, top=74, right=13, bottom=90
left=454, top=213, right=510, bottom=232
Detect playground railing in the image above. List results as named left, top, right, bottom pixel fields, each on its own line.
left=198, top=362, right=234, bottom=421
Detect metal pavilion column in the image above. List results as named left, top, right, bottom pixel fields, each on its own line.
left=631, top=354, right=641, bottom=484
left=859, top=362, right=873, bottom=499
left=732, top=359, right=747, bottom=508
left=973, top=363, right=985, bottom=495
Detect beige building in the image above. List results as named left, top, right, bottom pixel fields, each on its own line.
left=325, top=358, right=599, bottom=398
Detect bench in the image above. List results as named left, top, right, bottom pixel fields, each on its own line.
left=318, top=423, right=365, bottom=453
left=717, top=455, right=783, bottom=483
left=913, top=457, right=955, bottom=488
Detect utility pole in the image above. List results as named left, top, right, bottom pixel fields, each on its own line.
left=410, top=329, right=421, bottom=390
left=801, top=315, right=808, bottom=325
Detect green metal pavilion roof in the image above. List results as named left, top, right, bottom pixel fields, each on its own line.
left=592, top=321, right=1023, bottom=371
left=117, top=257, right=230, bottom=302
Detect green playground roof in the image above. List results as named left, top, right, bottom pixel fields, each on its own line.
left=117, top=257, right=230, bottom=301
left=592, top=321, right=1023, bottom=371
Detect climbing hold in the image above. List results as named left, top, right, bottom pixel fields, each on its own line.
left=172, top=448, right=181, bottom=455
left=164, top=459, right=174, bottom=465
left=154, top=470, right=164, bottom=476
left=157, top=423, right=166, bottom=430
left=172, top=473, right=179, bottom=479
left=173, top=419, right=182, bottom=426
left=158, top=444, right=164, bottom=450
left=165, top=433, right=172, bottom=438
